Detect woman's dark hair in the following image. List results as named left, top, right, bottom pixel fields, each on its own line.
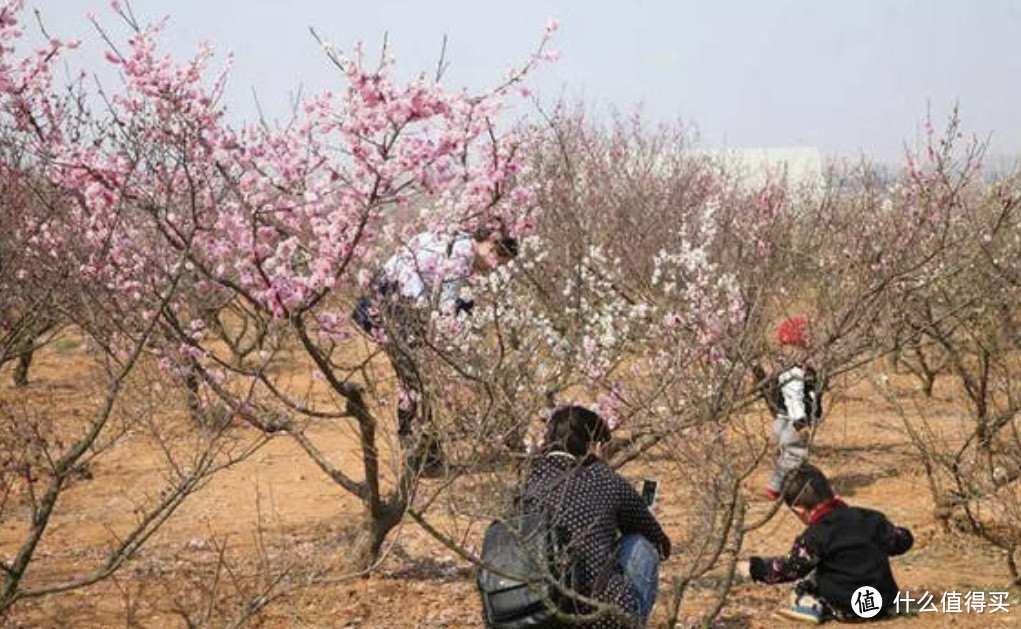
left=782, top=463, right=834, bottom=509
left=495, top=237, right=519, bottom=260
left=473, top=225, right=519, bottom=260
left=543, top=405, right=611, bottom=458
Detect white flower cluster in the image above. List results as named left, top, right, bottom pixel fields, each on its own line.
left=425, top=217, right=746, bottom=433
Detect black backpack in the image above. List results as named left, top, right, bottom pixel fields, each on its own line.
left=477, top=469, right=580, bottom=629
left=477, top=509, right=580, bottom=629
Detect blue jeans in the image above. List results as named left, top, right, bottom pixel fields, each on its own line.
left=618, top=534, right=659, bottom=624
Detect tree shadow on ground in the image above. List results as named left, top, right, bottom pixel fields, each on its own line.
left=812, top=442, right=906, bottom=458
left=828, top=467, right=899, bottom=497
left=385, top=547, right=472, bottom=582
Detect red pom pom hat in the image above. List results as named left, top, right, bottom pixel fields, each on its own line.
left=777, top=317, right=810, bottom=347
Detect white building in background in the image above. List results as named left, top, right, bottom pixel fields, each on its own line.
left=690, top=146, right=826, bottom=193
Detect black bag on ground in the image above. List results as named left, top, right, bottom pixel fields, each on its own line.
left=476, top=509, right=577, bottom=629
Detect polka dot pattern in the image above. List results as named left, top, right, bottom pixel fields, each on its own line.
left=521, top=454, right=671, bottom=628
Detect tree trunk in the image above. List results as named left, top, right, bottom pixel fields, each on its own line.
left=350, top=504, right=404, bottom=571
left=345, top=382, right=413, bottom=572
left=184, top=365, right=203, bottom=425
left=12, top=340, right=33, bottom=387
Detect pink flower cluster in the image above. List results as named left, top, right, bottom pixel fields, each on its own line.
left=0, top=1, right=551, bottom=376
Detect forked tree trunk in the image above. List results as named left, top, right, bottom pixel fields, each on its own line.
left=350, top=503, right=405, bottom=571
left=348, top=383, right=414, bottom=571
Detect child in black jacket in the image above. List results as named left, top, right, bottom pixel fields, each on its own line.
left=745, top=464, right=913, bottom=624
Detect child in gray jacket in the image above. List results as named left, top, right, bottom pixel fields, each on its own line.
left=756, top=317, right=823, bottom=500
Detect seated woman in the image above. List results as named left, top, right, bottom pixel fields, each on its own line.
left=521, top=405, right=672, bottom=628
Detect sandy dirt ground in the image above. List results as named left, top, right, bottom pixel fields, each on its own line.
left=1, top=340, right=1018, bottom=629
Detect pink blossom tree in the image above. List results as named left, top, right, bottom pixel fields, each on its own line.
left=7, top=1, right=1021, bottom=622
left=874, top=113, right=1021, bottom=585
left=1, top=1, right=557, bottom=572
left=0, top=4, right=282, bottom=617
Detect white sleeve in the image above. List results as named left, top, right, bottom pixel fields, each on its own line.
left=435, top=237, right=474, bottom=315
left=382, top=232, right=436, bottom=301
left=436, top=280, right=461, bottom=315
left=381, top=250, right=426, bottom=299
left=779, top=367, right=806, bottom=422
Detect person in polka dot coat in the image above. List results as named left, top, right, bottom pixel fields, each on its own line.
left=520, top=406, right=672, bottom=628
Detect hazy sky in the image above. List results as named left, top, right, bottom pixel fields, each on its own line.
left=34, top=1, right=1021, bottom=162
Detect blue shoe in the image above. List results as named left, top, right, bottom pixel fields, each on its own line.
left=774, top=603, right=823, bottom=625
